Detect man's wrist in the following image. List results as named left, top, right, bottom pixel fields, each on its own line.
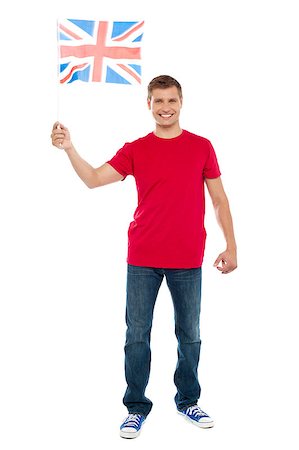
left=63, top=143, right=74, bottom=154
left=226, top=245, right=237, bottom=254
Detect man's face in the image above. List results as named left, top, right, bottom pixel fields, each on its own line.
left=147, top=86, right=182, bottom=128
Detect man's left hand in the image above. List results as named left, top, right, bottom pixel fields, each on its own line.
left=213, top=250, right=237, bottom=274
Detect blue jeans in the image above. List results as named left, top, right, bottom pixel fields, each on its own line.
left=123, top=264, right=202, bottom=417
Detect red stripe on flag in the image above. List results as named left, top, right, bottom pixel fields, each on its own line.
left=113, top=21, right=144, bottom=42
left=59, top=24, right=82, bottom=40
left=60, top=63, right=88, bottom=83
left=117, top=64, right=141, bottom=84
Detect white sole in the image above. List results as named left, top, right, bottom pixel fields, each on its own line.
left=120, top=429, right=141, bottom=439
left=177, top=411, right=215, bottom=428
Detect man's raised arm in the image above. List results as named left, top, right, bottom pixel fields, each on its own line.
left=51, top=122, right=124, bottom=189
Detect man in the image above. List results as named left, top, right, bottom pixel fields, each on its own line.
left=51, top=75, right=237, bottom=439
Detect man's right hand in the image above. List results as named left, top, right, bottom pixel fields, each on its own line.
left=51, top=122, right=72, bottom=151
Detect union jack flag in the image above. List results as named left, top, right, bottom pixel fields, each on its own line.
left=58, top=19, right=145, bottom=85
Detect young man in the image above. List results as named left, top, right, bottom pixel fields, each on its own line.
left=51, top=75, right=237, bottom=439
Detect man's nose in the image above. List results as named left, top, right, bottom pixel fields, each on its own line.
left=161, top=103, right=171, bottom=112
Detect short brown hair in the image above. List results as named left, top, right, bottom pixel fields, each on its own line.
left=147, top=75, right=182, bottom=100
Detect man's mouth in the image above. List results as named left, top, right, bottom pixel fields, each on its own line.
left=159, top=114, right=173, bottom=118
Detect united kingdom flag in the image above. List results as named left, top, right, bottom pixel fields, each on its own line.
left=58, top=19, right=145, bottom=85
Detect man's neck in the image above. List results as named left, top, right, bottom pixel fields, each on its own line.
left=154, top=124, right=182, bottom=139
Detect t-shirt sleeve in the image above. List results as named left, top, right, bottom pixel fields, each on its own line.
left=203, top=141, right=221, bottom=179
left=106, top=143, right=134, bottom=180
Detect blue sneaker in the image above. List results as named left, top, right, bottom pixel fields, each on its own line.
left=178, top=405, right=214, bottom=428
left=120, top=414, right=146, bottom=439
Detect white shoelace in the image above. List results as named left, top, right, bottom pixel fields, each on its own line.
left=122, top=414, right=143, bottom=428
left=186, top=405, right=207, bottom=417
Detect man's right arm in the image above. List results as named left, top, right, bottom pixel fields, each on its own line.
left=51, top=122, right=124, bottom=188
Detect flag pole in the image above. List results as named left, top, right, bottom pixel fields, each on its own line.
left=56, top=18, right=61, bottom=128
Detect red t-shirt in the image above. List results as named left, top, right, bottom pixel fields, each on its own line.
left=107, top=130, right=221, bottom=268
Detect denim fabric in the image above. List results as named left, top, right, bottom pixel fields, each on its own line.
left=123, top=264, right=202, bottom=417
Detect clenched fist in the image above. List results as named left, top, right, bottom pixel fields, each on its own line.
left=51, top=122, right=72, bottom=151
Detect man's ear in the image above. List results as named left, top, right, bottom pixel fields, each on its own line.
left=147, top=98, right=151, bottom=110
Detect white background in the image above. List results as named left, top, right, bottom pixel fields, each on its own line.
left=1, top=0, right=298, bottom=449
